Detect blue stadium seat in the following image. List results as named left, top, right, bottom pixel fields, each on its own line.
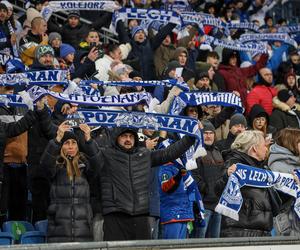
left=0, top=232, right=14, bottom=245
left=2, top=221, right=36, bottom=243
left=20, top=231, right=46, bottom=244
left=34, top=220, right=48, bottom=234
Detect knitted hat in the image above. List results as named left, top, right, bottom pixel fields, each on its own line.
left=35, top=45, right=54, bottom=60
left=202, top=120, right=215, bottom=133
left=61, top=131, right=79, bottom=145
left=163, top=60, right=181, bottom=76
left=229, top=113, right=247, bottom=129
left=0, top=3, right=8, bottom=11
left=129, top=70, right=142, bottom=79
left=48, top=32, right=62, bottom=45
left=1, top=1, right=13, bottom=10
left=60, top=43, right=75, bottom=58
left=130, top=26, right=144, bottom=38
left=277, top=89, right=294, bottom=103
left=68, top=11, right=80, bottom=19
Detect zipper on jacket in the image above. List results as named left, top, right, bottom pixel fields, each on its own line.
left=71, top=177, right=75, bottom=241
left=128, top=154, right=136, bottom=214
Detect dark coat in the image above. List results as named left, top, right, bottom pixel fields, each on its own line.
left=270, top=107, right=300, bottom=132
left=215, top=150, right=274, bottom=237
left=192, top=144, right=225, bottom=210
left=40, top=138, right=101, bottom=242
left=99, top=128, right=195, bottom=216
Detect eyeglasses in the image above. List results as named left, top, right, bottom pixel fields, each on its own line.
left=254, top=117, right=267, bottom=122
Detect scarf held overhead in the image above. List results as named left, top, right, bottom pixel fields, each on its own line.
left=215, top=164, right=300, bottom=221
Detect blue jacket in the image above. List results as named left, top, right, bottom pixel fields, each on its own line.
left=158, top=163, right=194, bottom=224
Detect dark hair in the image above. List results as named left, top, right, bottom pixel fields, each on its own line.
left=107, top=43, right=120, bottom=53
left=206, top=51, right=219, bottom=60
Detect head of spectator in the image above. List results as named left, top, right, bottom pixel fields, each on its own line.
left=205, top=105, right=222, bottom=117
left=264, top=15, right=273, bottom=29
left=204, top=2, right=217, bottom=16
left=60, top=43, right=75, bottom=64
left=248, top=104, right=269, bottom=136
left=60, top=131, right=79, bottom=158
left=111, top=63, right=132, bottom=81
left=162, top=34, right=172, bottom=46
left=221, top=6, right=234, bottom=22
left=128, top=19, right=139, bottom=30
left=289, top=50, right=300, bottom=66
left=67, top=11, right=80, bottom=29
left=202, top=120, right=216, bottom=146
left=258, top=67, right=273, bottom=86
left=1, top=1, right=12, bottom=19
left=183, top=105, right=202, bottom=120
left=277, top=18, right=287, bottom=26
left=163, top=60, right=181, bottom=79
left=107, top=43, right=122, bottom=61
left=0, top=3, right=8, bottom=23
left=206, top=51, right=220, bottom=69
left=275, top=128, right=300, bottom=156
left=229, top=113, right=247, bottom=136
left=80, top=29, right=101, bottom=50
left=195, top=71, right=210, bottom=91
left=277, top=89, right=296, bottom=108
left=31, top=16, right=47, bottom=36
left=0, top=85, right=14, bottom=95
left=174, top=47, right=188, bottom=67
left=131, top=26, right=146, bottom=43
left=28, top=0, right=49, bottom=11
left=284, top=70, right=297, bottom=90
left=221, top=48, right=240, bottom=67
left=49, top=32, right=62, bottom=49
left=129, top=70, right=142, bottom=81
left=35, top=44, right=54, bottom=67
left=231, top=130, right=267, bottom=161
left=116, top=128, right=138, bottom=152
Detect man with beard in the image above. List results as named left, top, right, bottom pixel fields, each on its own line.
left=246, top=67, right=278, bottom=115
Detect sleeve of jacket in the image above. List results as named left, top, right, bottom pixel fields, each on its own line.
left=208, top=106, right=235, bottom=129
left=151, top=23, right=177, bottom=51
left=116, top=20, right=131, bottom=44
left=40, top=139, right=61, bottom=178
left=151, top=135, right=195, bottom=167
left=3, top=110, right=37, bottom=138
left=240, top=53, right=268, bottom=78
left=36, top=106, right=57, bottom=140
left=191, top=162, right=207, bottom=195
left=266, top=44, right=289, bottom=72
left=82, top=139, right=104, bottom=172
left=246, top=89, right=260, bottom=114
left=269, top=110, right=285, bottom=132
left=71, top=57, right=94, bottom=79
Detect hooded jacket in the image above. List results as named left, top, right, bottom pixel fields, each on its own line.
left=218, top=49, right=268, bottom=106
left=99, top=127, right=195, bottom=216
left=215, top=150, right=274, bottom=237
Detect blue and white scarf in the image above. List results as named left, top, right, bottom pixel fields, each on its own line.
left=203, top=35, right=267, bottom=54
left=48, top=1, right=119, bottom=12
left=115, top=8, right=182, bottom=26
left=239, top=33, right=298, bottom=48
left=278, top=25, right=300, bottom=34
left=0, top=70, right=68, bottom=86
left=0, top=52, right=13, bottom=66
left=0, top=85, right=153, bottom=108
left=226, top=22, right=260, bottom=33
left=80, top=79, right=190, bottom=91
left=169, top=92, right=244, bottom=115
left=215, top=164, right=300, bottom=221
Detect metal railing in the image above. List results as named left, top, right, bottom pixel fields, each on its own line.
left=11, top=0, right=119, bottom=44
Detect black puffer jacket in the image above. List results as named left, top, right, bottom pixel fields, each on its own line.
left=215, top=150, right=274, bottom=237
left=192, top=144, right=225, bottom=210
left=40, top=138, right=101, bottom=242
left=99, top=128, right=195, bottom=216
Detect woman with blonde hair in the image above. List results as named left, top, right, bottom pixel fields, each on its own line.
left=40, top=121, right=101, bottom=242
left=215, top=130, right=277, bottom=237
left=268, top=128, right=300, bottom=236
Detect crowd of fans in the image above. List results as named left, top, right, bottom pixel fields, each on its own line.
left=0, top=0, right=300, bottom=243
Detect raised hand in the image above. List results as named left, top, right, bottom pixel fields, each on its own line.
left=79, top=123, right=91, bottom=141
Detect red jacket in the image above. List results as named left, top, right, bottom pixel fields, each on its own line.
left=218, top=54, right=268, bottom=106
left=246, top=85, right=278, bottom=115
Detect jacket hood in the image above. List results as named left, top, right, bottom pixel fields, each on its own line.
left=221, top=48, right=240, bottom=66
left=111, top=127, right=139, bottom=150
left=268, top=143, right=300, bottom=170
left=248, top=104, right=269, bottom=128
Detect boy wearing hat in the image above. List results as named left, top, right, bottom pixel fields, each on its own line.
left=270, top=89, right=300, bottom=131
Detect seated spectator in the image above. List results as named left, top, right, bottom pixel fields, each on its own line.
left=48, top=32, right=62, bottom=57
left=59, top=43, right=76, bottom=73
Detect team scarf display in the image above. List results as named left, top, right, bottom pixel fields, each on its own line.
left=226, top=22, right=260, bottom=33
left=47, top=1, right=119, bottom=12
left=0, top=70, right=68, bottom=86
left=80, top=79, right=190, bottom=91
left=278, top=25, right=300, bottom=34
left=115, top=8, right=182, bottom=26
left=239, top=33, right=298, bottom=48
left=203, top=35, right=267, bottom=54
left=169, top=91, right=244, bottom=115
left=215, top=164, right=300, bottom=221
left=0, top=85, right=154, bottom=109
left=0, top=52, right=13, bottom=67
